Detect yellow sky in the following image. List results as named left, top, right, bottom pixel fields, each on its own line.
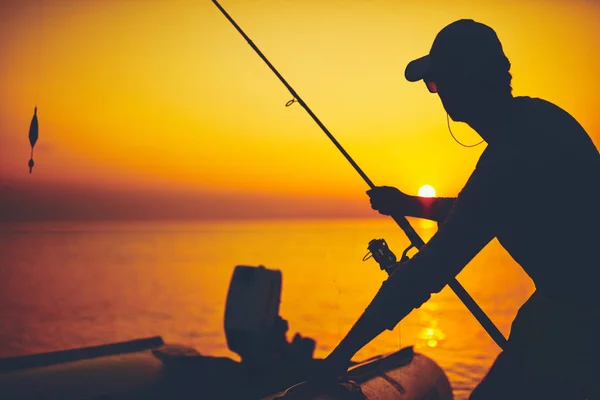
left=1, top=0, right=599, bottom=220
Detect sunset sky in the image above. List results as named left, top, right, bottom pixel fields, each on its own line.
left=1, top=0, right=599, bottom=221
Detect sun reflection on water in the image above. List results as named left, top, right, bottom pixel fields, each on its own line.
left=417, top=301, right=446, bottom=348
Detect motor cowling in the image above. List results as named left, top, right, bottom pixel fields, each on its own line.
left=224, top=265, right=283, bottom=367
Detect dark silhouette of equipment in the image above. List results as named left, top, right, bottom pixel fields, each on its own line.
left=224, top=265, right=316, bottom=371
left=28, top=107, right=39, bottom=174
left=363, top=239, right=398, bottom=272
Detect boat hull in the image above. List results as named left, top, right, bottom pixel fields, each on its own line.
left=0, top=338, right=452, bottom=400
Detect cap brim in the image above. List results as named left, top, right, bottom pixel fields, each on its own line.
left=405, top=55, right=431, bottom=82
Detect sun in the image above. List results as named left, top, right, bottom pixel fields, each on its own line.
left=418, top=185, right=436, bottom=198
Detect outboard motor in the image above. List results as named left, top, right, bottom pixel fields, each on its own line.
left=224, top=265, right=284, bottom=369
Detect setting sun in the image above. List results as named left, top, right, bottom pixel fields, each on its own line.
left=418, top=185, right=436, bottom=198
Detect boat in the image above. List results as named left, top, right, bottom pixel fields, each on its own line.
left=0, top=266, right=454, bottom=399
left=265, top=347, right=453, bottom=400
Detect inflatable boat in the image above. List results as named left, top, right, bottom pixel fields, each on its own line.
left=0, top=266, right=453, bottom=399
left=0, top=340, right=452, bottom=399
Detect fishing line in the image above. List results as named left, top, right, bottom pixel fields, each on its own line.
left=212, top=0, right=507, bottom=351
left=336, top=280, right=341, bottom=340
left=398, top=320, right=402, bottom=350
left=36, top=0, right=42, bottom=101
left=28, top=0, right=44, bottom=174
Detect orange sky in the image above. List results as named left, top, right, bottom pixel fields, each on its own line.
left=1, top=0, right=599, bottom=221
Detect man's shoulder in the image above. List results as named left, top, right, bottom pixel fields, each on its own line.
left=511, top=96, right=585, bottom=134
left=506, top=96, right=597, bottom=159
left=512, top=95, right=562, bottom=114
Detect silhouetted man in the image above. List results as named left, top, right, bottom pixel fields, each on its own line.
left=316, top=19, right=600, bottom=399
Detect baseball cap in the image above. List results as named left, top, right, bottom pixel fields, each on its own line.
left=405, top=19, right=510, bottom=84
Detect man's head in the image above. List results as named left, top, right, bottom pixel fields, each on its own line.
left=405, top=19, right=513, bottom=123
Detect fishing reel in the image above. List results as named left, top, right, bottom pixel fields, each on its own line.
left=362, top=239, right=414, bottom=275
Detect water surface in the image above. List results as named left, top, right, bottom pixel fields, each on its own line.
left=0, top=219, right=535, bottom=399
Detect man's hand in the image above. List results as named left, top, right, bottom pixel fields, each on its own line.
left=307, top=347, right=353, bottom=390
left=277, top=351, right=355, bottom=399
left=367, top=186, right=416, bottom=216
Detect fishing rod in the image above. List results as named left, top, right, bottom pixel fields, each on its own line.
left=212, top=0, right=507, bottom=351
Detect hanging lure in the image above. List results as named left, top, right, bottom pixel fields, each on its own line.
left=28, top=107, right=39, bottom=174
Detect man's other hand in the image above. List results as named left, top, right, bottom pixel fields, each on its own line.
left=306, top=349, right=352, bottom=391
left=367, top=186, right=415, bottom=216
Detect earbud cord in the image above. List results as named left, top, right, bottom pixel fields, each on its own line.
left=447, top=113, right=484, bottom=147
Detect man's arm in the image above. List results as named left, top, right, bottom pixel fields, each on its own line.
left=408, top=196, right=456, bottom=222
left=329, top=213, right=495, bottom=360
left=367, top=186, right=456, bottom=222
left=328, top=161, right=507, bottom=364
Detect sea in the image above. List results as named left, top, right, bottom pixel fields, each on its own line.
left=0, top=218, right=535, bottom=399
